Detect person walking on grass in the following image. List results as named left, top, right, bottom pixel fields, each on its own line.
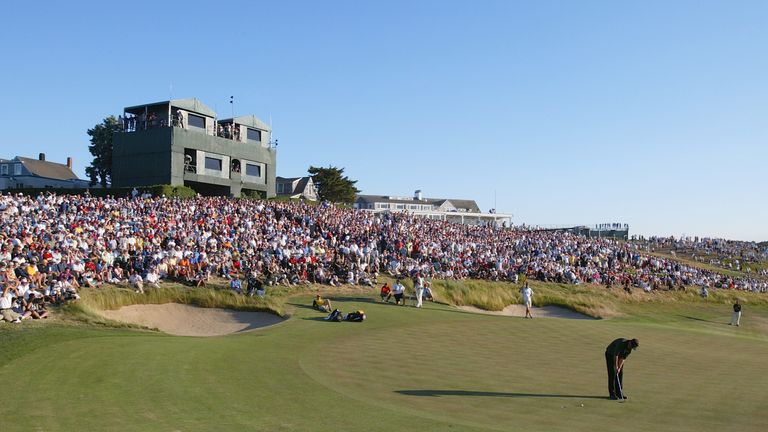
left=520, top=282, right=533, bottom=318
left=605, top=338, right=639, bottom=400
left=730, top=299, right=742, bottom=326
left=414, top=272, right=425, bottom=308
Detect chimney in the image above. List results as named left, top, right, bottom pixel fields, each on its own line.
left=414, top=189, right=422, bottom=201
left=39, top=153, right=45, bottom=161
left=67, top=157, right=73, bottom=169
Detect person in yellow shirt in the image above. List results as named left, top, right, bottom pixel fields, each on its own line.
left=312, top=294, right=332, bottom=312
left=26, top=259, right=43, bottom=286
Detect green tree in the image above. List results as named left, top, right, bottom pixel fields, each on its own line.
left=85, top=116, right=121, bottom=187
left=308, top=165, right=360, bottom=203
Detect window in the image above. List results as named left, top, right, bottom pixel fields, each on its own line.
left=188, top=113, right=206, bottom=129
left=409, top=204, right=418, bottom=210
left=245, top=164, right=261, bottom=177
left=0, top=165, right=7, bottom=176
left=14, top=164, right=22, bottom=176
left=396, top=204, right=405, bottom=210
left=247, top=128, right=262, bottom=142
left=205, top=157, right=222, bottom=171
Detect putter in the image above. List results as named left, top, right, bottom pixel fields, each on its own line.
left=615, top=372, right=626, bottom=403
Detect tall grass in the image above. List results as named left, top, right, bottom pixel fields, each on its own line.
left=431, top=277, right=768, bottom=319
left=60, top=276, right=768, bottom=324
left=71, top=282, right=285, bottom=328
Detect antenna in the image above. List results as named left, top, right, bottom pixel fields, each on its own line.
left=169, top=82, right=173, bottom=100
left=230, top=96, right=234, bottom=119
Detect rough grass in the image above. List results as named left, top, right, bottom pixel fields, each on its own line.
left=65, top=277, right=768, bottom=324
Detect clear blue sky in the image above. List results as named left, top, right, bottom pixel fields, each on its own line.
left=1, top=1, right=766, bottom=241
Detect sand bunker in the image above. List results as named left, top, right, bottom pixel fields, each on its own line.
left=457, top=304, right=594, bottom=320
left=99, top=303, right=284, bottom=336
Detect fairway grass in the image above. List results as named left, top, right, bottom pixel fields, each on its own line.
left=2, top=284, right=768, bottom=431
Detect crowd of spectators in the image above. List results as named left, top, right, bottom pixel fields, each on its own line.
left=632, top=236, right=768, bottom=275
left=1, top=192, right=767, bottom=323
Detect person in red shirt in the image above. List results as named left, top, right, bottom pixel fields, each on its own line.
left=380, top=283, right=392, bottom=303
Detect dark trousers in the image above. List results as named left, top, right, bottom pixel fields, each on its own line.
left=605, top=351, right=624, bottom=398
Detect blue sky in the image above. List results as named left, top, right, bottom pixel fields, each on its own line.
left=1, top=1, right=766, bottom=241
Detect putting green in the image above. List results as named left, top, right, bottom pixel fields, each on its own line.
left=1, top=295, right=767, bottom=431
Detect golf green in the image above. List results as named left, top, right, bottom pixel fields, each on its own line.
left=1, top=295, right=767, bottom=431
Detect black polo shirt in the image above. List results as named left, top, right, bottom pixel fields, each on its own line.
left=606, top=338, right=634, bottom=359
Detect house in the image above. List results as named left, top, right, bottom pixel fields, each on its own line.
left=0, top=154, right=90, bottom=190
left=354, top=190, right=513, bottom=226
left=276, top=176, right=318, bottom=200
left=111, top=98, right=276, bottom=198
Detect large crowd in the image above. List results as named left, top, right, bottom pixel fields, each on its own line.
left=632, top=236, right=768, bottom=276
left=1, top=192, right=767, bottom=323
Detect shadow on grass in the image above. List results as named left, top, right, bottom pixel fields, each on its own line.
left=289, top=304, right=317, bottom=311
left=679, top=315, right=728, bottom=325
left=396, top=390, right=606, bottom=399
left=302, top=316, right=330, bottom=322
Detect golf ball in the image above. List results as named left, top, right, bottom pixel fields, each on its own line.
left=580, top=403, right=584, bottom=407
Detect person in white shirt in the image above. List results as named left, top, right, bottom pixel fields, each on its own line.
left=145, top=269, right=161, bottom=288
left=520, top=282, right=534, bottom=319
left=129, top=271, right=144, bottom=293
left=1, top=284, right=23, bottom=323
left=414, top=272, right=425, bottom=308
left=392, top=278, right=406, bottom=306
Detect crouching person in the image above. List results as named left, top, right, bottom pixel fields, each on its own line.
left=129, top=270, right=144, bottom=294
left=1, top=284, right=24, bottom=324
left=380, top=283, right=392, bottom=302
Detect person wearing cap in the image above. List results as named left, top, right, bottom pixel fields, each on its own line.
left=605, top=338, right=639, bottom=400
left=520, top=281, right=534, bottom=318
left=312, top=293, right=332, bottom=312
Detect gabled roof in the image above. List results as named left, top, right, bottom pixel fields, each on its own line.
left=276, top=176, right=314, bottom=195
left=293, top=177, right=311, bottom=194
left=15, top=157, right=80, bottom=181
left=445, top=199, right=480, bottom=213
left=356, top=194, right=481, bottom=212
left=221, top=115, right=271, bottom=131
left=124, top=98, right=217, bottom=118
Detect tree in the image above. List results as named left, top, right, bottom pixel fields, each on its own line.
left=308, top=165, right=360, bottom=203
left=85, top=116, right=121, bottom=187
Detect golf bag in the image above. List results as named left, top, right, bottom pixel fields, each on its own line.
left=325, top=309, right=344, bottom=322
left=345, top=310, right=366, bottom=322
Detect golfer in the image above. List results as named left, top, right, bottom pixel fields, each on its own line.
left=604, top=338, right=639, bottom=400
left=730, top=300, right=742, bottom=326
left=520, top=282, right=533, bottom=319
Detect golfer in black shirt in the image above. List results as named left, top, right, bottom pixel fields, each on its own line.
left=605, top=338, right=639, bottom=400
